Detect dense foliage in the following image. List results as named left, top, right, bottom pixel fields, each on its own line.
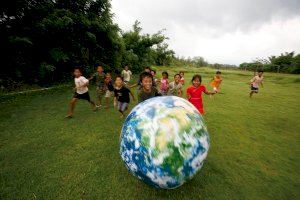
left=239, top=52, right=300, bottom=74
left=0, top=0, right=174, bottom=89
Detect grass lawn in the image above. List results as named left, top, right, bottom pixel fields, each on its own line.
left=0, top=67, right=299, bottom=199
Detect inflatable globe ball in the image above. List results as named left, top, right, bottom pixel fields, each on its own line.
left=120, top=96, right=210, bottom=189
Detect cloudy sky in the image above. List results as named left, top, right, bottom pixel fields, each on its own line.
left=111, top=0, right=300, bottom=65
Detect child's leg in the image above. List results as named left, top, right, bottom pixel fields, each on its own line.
left=66, top=98, right=77, bottom=117
left=96, top=88, right=103, bottom=106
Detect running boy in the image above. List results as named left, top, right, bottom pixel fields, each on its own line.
left=138, top=72, right=161, bottom=103
left=114, top=76, right=135, bottom=118
left=210, top=71, right=222, bottom=93
left=168, top=74, right=183, bottom=97
left=104, top=72, right=114, bottom=108
left=66, top=67, right=96, bottom=118
left=121, top=65, right=132, bottom=85
left=186, top=74, right=216, bottom=115
left=250, top=70, right=264, bottom=98
left=89, top=66, right=105, bottom=107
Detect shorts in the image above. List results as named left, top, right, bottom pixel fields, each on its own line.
left=96, top=87, right=106, bottom=99
left=73, top=92, right=91, bottom=101
left=105, top=90, right=114, bottom=98
left=251, top=85, right=259, bottom=91
left=118, top=101, right=129, bottom=112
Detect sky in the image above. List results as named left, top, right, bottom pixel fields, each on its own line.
left=111, top=0, right=300, bottom=65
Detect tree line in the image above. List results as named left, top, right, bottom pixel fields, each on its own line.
left=239, top=52, right=300, bottom=74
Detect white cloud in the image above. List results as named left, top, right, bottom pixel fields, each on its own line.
left=111, top=0, right=300, bottom=65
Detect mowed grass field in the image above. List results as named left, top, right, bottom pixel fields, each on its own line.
left=0, top=67, right=299, bottom=199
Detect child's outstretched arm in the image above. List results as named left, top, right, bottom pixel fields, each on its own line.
left=204, top=89, right=216, bottom=95
left=129, top=90, right=136, bottom=101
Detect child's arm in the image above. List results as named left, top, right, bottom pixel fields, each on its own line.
left=113, top=97, right=117, bottom=107
left=204, top=88, right=216, bottom=95
left=129, top=90, right=136, bottom=101
left=128, top=83, right=138, bottom=88
left=178, top=89, right=183, bottom=97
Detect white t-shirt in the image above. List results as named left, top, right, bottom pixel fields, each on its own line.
left=168, top=81, right=182, bottom=96
left=251, top=75, right=264, bottom=88
left=75, top=76, right=89, bottom=94
left=122, top=70, right=132, bottom=82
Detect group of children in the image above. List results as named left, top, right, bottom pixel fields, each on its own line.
left=66, top=65, right=264, bottom=118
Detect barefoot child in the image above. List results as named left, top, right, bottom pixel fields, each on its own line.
left=104, top=72, right=114, bottom=108
left=179, top=71, right=185, bottom=85
left=138, top=72, right=161, bottom=103
left=210, top=71, right=222, bottom=93
left=168, top=74, right=183, bottom=97
left=89, top=66, right=105, bottom=107
left=186, top=74, right=216, bottom=115
left=114, top=76, right=135, bottom=118
left=160, top=71, right=169, bottom=95
left=250, top=70, right=264, bottom=98
left=121, top=65, right=132, bottom=85
left=66, top=67, right=96, bottom=118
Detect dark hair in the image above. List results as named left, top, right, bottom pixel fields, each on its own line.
left=140, top=72, right=153, bottom=81
left=74, top=66, right=83, bottom=73
left=174, top=73, right=181, bottom=78
left=258, top=70, right=264, bottom=73
left=162, top=71, right=169, bottom=78
left=179, top=71, right=184, bottom=75
left=151, top=70, right=156, bottom=74
left=115, top=75, right=123, bottom=81
left=192, top=74, right=202, bottom=83
left=145, top=66, right=151, bottom=70
left=216, top=71, right=221, bottom=74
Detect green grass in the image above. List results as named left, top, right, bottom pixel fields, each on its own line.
left=0, top=67, right=299, bottom=199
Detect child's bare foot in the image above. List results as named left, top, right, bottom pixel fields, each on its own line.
left=65, top=115, right=73, bottom=119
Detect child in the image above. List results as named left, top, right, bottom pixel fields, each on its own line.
left=138, top=72, right=161, bottom=103
left=179, top=71, right=185, bottom=85
left=160, top=71, right=169, bottom=95
left=89, top=66, right=105, bottom=107
left=210, top=71, right=222, bottom=93
left=151, top=70, right=159, bottom=87
left=186, top=74, right=216, bottom=115
left=66, top=67, right=96, bottom=118
left=114, top=76, right=135, bottom=118
left=121, top=65, right=132, bottom=85
left=104, top=72, right=114, bottom=108
left=250, top=70, right=264, bottom=98
left=168, top=74, right=183, bottom=97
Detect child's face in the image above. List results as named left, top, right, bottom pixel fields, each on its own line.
left=151, top=71, right=156, bottom=77
left=174, top=75, right=180, bottom=83
left=74, top=69, right=81, bottom=77
left=216, top=73, right=221, bottom=78
left=162, top=74, right=167, bottom=79
left=125, top=66, right=129, bottom=70
left=145, top=68, right=151, bottom=73
left=142, top=77, right=152, bottom=91
left=97, top=67, right=103, bottom=73
left=106, top=74, right=111, bottom=79
left=180, top=72, right=184, bottom=77
left=258, top=72, right=263, bottom=76
left=192, top=78, right=201, bottom=87
left=115, top=77, right=123, bottom=87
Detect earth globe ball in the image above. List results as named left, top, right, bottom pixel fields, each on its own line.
left=120, top=96, right=210, bottom=189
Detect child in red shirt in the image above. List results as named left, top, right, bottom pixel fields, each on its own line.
left=186, top=74, right=216, bottom=115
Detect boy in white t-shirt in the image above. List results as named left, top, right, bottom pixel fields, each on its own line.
left=121, top=65, right=132, bottom=85
left=66, top=67, right=96, bottom=118
left=250, top=70, right=264, bottom=98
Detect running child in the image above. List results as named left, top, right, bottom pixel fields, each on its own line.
left=121, top=65, right=132, bottom=85
left=186, top=74, right=216, bottom=115
left=89, top=66, right=105, bottom=107
left=179, top=71, right=185, bottom=85
left=138, top=72, right=161, bottom=103
left=160, top=71, right=169, bottom=95
left=210, top=71, right=222, bottom=93
left=104, top=72, right=114, bottom=108
left=114, top=76, right=135, bottom=118
left=151, top=69, right=159, bottom=87
left=168, top=74, right=183, bottom=97
left=250, top=70, right=264, bottom=98
left=66, top=67, right=96, bottom=118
